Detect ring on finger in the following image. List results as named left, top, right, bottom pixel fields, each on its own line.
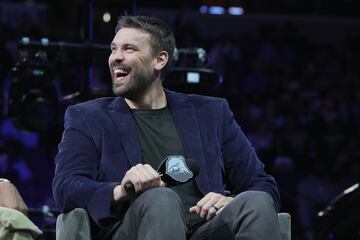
left=212, top=205, right=219, bottom=211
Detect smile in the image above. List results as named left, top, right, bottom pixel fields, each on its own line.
left=113, top=68, right=130, bottom=78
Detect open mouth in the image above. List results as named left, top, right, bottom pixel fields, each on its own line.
left=113, top=68, right=130, bottom=80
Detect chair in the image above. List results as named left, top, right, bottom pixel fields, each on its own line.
left=278, top=212, right=291, bottom=240
left=56, top=208, right=91, bottom=240
left=56, top=208, right=291, bottom=240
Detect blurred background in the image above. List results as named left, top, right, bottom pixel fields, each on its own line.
left=0, top=0, right=360, bottom=239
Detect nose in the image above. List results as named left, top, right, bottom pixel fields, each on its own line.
left=110, top=49, right=125, bottom=62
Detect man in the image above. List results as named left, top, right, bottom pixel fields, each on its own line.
left=53, top=15, right=281, bottom=240
left=0, top=178, right=42, bottom=240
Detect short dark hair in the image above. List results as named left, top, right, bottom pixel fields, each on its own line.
left=115, top=15, right=176, bottom=70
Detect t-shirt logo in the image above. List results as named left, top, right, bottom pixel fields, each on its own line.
left=165, top=155, right=193, bottom=183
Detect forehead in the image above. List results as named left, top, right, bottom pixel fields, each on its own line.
left=111, top=27, right=151, bottom=46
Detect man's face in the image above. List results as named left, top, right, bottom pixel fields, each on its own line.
left=108, top=27, right=157, bottom=99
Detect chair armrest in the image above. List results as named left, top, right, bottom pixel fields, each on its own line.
left=56, top=208, right=91, bottom=240
left=278, top=212, right=291, bottom=240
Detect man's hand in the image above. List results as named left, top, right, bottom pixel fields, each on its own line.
left=189, top=192, right=233, bottom=220
left=113, top=164, right=165, bottom=202
left=0, top=181, right=28, bottom=215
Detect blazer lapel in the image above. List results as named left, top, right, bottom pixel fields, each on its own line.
left=107, top=97, right=142, bottom=167
left=166, top=90, right=210, bottom=194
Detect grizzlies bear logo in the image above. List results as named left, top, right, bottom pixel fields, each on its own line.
left=165, top=155, right=193, bottom=183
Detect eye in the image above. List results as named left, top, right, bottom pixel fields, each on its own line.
left=125, top=47, right=135, bottom=53
left=110, top=45, right=117, bottom=52
left=123, top=44, right=137, bottom=53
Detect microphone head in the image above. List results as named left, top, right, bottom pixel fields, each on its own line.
left=184, top=158, right=200, bottom=177
left=158, top=155, right=200, bottom=185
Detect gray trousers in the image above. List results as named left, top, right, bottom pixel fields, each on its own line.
left=109, top=188, right=281, bottom=240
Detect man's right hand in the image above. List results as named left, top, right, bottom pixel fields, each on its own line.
left=0, top=181, right=28, bottom=215
left=113, top=164, right=165, bottom=202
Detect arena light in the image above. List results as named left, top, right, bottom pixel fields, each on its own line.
left=199, top=5, right=208, bottom=14
left=186, top=72, right=200, bottom=83
left=228, top=6, right=244, bottom=15
left=102, top=12, right=111, bottom=23
left=208, top=6, right=225, bottom=15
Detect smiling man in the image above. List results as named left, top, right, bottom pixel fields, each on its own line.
left=109, top=27, right=165, bottom=106
left=53, top=15, right=281, bottom=240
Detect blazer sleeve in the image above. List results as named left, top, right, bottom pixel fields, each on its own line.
left=52, top=105, right=121, bottom=226
left=220, top=99, right=281, bottom=211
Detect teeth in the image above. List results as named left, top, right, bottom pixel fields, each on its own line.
left=113, top=68, right=130, bottom=77
left=114, top=69, right=128, bottom=74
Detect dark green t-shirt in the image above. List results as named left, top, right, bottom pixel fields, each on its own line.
left=131, top=106, right=204, bottom=228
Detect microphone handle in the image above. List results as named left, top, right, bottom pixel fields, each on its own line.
left=124, top=182, right=135, bottom=193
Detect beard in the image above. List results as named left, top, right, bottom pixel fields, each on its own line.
left=111, top=66, right=154, bottom=101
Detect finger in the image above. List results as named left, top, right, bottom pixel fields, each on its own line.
left=143, top=164, right=162, bottom=187
left=195, top=193, right=215, bottom=216
left=189, top=205, right=200, bottom=214
left=215, top=197, right=233, bottom=215
left=190, top=202, right=203, bottom=214
left=215, top=206, right=225, bottom=215
left=133, top=164, right=154, bottom=185
left=130, top=164, right=158, bottom=190
left=193, top=193, right=216, bottom=217
left=199, top=194, right=222, bottom=218
left=143, top=164, right=158, bottom=175
left=196, top=192, right=215, bottom=207
left=159, top=180, right=166, bottom=187
left=122, top=164, right=157, bottom=193
left=200, top=199, right=217, bottom=218
left=124, top=171, right=143, bottom=192
left=206, top=206, right=217, bottom=220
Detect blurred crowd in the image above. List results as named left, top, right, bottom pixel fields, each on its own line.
left=1, top=7, right=360, bottom=239
left=203, top=21, right=360, bottom=239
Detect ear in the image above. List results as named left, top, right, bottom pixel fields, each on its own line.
left=154, top=51, right=169, bottom=71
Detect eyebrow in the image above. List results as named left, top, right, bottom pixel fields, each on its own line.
left=110, top=42, right=139, bottom=50
left=123, top=43, right=138, bottom=49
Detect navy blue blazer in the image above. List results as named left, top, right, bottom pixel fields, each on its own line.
left=52, top=90, right=280, bottom=226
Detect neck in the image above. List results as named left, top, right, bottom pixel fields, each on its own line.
left=125, top=80, right=167, bottom=110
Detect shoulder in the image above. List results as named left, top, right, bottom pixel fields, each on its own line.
left=66, top=97, right=117, bottom=115
left=64, top=97, right=117, bottom=120
left=187, top=94, right=226, bottom=106
left=69, top=97, right=116, bottom=111
left=167, top=90, right=227, bottom=107
left=63, top=97, right=119, bottom=128
left=183, top=93, right=230, bottom=114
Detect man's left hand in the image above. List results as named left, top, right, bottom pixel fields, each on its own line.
left=189, top=192, right=233, bottom=220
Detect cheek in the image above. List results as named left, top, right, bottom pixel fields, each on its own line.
left=137, top=54, right=150, bottom=65
left=108, top=55, right=113, bottom=66
left=108, top=58, right=114, bottom=77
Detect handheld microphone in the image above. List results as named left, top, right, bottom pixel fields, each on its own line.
left=124, top=155, right=199, bottom=194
